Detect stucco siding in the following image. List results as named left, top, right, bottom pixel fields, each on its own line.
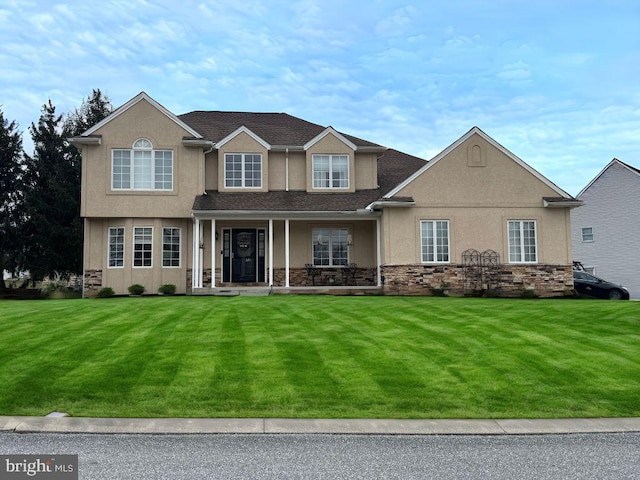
left=572, top=161, right=640, bottom=298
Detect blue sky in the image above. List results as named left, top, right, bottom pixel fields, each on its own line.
left=1, top=0, right=638, bottom=195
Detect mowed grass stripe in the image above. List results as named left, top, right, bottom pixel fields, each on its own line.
left=0, top=296, right=638, bottom=418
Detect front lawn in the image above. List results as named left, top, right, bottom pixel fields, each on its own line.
left=0, top=296, right=638, bottom=419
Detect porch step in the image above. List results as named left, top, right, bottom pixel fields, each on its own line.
left=191, top=287, right=271, bottom=297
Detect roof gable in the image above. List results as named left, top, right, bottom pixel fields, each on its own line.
left=82, top=92, right=202, bottom=139
left=216, top=125, right=271, bottom=150
left=577, top=158, right=640, bottom=197
left=303, top=127, right=357, bottom=151
left=384, top=126, right=574, bottom=199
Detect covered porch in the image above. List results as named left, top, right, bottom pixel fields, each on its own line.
left=189, top=211, right=383, bottom=293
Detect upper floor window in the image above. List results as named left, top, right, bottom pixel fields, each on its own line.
left=581, top=227, right=594, bottom=242
left=312, top=154, right=349, bottom=189
left=225, top=153, right=262, bottom=188
left=112, top=139, right=173, bottom=191
left=508, top=220, right=537, bottom=263
left=421, top=220, right=450, bottom=263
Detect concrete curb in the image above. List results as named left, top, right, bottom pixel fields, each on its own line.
left=1, top=416, right=640, bottom=435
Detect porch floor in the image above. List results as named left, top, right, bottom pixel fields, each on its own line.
left=190, top=286, right=383, bottom=296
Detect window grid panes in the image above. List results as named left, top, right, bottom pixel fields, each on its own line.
left=313, top=155, right=349, bottom=189
left=162, top=228, right=181, bottom=267
left=508, top=220, right=537, bottom=263
left=224, top=153, right=262, bottom=188
left=108, top=227, right=124, bottom=268
left=133, top=227, right=153, bottom=267
left=581, top=227, right=594, bottom=242
left=312, top=228, right=349, bottom=266
left=421, top=220, right=450, bottom=263
left=112, top=139, right=173, bottom=191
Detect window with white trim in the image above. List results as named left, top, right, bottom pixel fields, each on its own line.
left=421, top=220, right=450, bottom=263
left=224, top=153, right=262, bottom=188
left=162, top=228, right=181, bottom=267
left=312, top=228, right=348, bottom=266
left=112, top=139, right=173, bottom=190
left=312, top=154, right=349, bottom=189
left=581, top=227, right=594, bottom=242
left=133, top=227, right=153, bottom=267
left=108, top=227, right=124, bottom=268
left=508, top=220, right=537, bottom=263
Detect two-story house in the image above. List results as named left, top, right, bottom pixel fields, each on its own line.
left=70, top=92, right=581, bottom=297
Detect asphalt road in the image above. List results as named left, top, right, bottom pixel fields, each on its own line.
left=1, top=432, right=639, bottom=479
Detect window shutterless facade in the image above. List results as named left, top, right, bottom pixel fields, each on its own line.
left=312, top=228, right=349, bottom=266
left=508, top=220, right=537, bottom=263
left=581, top=227, right=594, bottom=242
left=420, top=220, right=450, bottom=263
left=108, top=227, right=124, bottom=268
left=224, top=153, right=262, bottom=188
left=312, top=154, right=349, bottom=189
left=112, top=138, right=173, bottom=190
left=162, top=227, right=181, bottom=267
left=133, top=227, right=153, bottom=267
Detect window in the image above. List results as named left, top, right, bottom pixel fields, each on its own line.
left=133, top=227, right=153, bottom=267
left=108, top=227, right=124, bottom=268
left=224, top=153, right=262, bottom=188
left=162, top=228, right=181, bottom=267
left=581, top=227, right=594, bottom=242
left=112, top=139, right=173, bottom=190
left=312, top=154, right=349, bottom=189
left=421, top=220, right=450, bottom=263
left=312, top=228, right=348, bottom=266
left=508, top=220, right=537, bottom=263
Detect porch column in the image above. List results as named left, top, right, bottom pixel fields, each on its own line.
left=376, top=217, right=382, bottom=287
left=192, top=218, right=200, bottom=289
left=211, top=218, right=216, bottom=288
left=268, top=219, right=274, bottom=286
left=285, top=219, right=290, bottom=287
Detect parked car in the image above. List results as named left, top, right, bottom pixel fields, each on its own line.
left=573, top=270, right=630, bottom=300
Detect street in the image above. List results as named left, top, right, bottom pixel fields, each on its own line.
left=1, top=432, right=639, bottom=479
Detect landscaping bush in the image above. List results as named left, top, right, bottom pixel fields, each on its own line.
left=128, top=284, right=145, bottom=296
left=96, top=287, right=115, bottom=298
left=158, top=284, right=176, bottom=295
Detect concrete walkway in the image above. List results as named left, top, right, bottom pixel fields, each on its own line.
left=1, top=416, right=640, bottom=435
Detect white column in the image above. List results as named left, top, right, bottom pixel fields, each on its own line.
left=211, top=218, right=216, bottom=288
left=197, top=218, right=203, bottom=288
left=285, top=219, right=290, bottom=288
left=269, top=219, right=274, bottom=286
left=376, top=217, right=382, bottom=287
left=191, top=218, right=198, bottom=289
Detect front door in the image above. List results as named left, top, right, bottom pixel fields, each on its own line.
left=222, top=228, right=266, bottom=283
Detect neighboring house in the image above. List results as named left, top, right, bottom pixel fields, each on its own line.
left=571, top=159, right=640, bottom=299
left=70, top=92, right=581, bottom=297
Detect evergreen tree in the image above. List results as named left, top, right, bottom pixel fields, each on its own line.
left=63, top=89, right=113, bottom=137
left=21, top=100, right=81, bottom=280
left=0, top=109, right=23, bottom=288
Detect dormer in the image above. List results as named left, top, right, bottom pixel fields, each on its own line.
left=304, top=127, right=357, bottom=193
left=216, top=126, right=271, bottom=193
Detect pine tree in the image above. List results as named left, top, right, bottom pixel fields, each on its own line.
left=0, top=109, right=23, bottom=288
left=63, top=89, right=113, bottom=137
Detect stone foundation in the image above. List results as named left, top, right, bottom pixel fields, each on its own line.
left=83, top=269, right=103, bottom=297
left=381, top=264, right=573, bottom=297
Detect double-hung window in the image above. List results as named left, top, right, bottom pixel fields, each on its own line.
left=312, top=155, right=349, bottom=189
left=133, top=227, right=153, bottom=267
left=108, top=227, right=124, bottom=268
left=312, top=228, right=348, bottom=266
left=581, top=227, right=594, bottom=242
left=225, top=153, right=262, bottom=188
left=112, top=139, right=173, bottom=190
left=162, top=228, right=181, bottom=267
left=421, top=220, right=450, bottom=263
left=508, top=220, right=537, bottom=263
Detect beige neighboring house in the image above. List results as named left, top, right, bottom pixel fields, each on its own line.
left=70, top=92, right=582, bottom=297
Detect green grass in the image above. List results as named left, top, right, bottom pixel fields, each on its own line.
left=0, top=296, right=638, bottom=419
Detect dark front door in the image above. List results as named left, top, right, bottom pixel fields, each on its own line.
left=223, top=228, right=266, bottom=283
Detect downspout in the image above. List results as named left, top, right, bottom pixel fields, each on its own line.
left=202, top=143, right=215, bottom=194
left=285, top=147, right=289, bottom=191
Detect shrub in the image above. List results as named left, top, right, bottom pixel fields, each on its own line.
left=521, top=288, right=539, bottom=299
left=128, top=284, right=145, bottom=296
left=430, top=281, right=450, bottom=297
left=96, top=287, right=115, bottom=298
left=158, top=284, right=176, bottom=295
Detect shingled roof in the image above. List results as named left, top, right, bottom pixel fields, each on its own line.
left=192, top=148, right=427, bottom=213
left=179, top=111, right=381, bottom=149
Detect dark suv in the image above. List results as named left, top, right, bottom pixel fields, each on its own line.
left=573, top=270, right=630, bottom=300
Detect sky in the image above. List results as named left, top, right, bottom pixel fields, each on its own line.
left=0, top=0, right=638, bottom=196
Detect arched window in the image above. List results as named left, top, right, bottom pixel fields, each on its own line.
left=112, top=139, right=173, bottom=190
left=133, top=138, right=153, bottom=149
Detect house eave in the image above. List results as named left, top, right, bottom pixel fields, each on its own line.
left=543, top=199, right=584, bottom=209
left=367, top=200, right=416, bottom=210
left=68, top=135, right=101, bottom=146
left=192, top=209, right=380, bottom=220
left=182, top=138, right=214, bottom=148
